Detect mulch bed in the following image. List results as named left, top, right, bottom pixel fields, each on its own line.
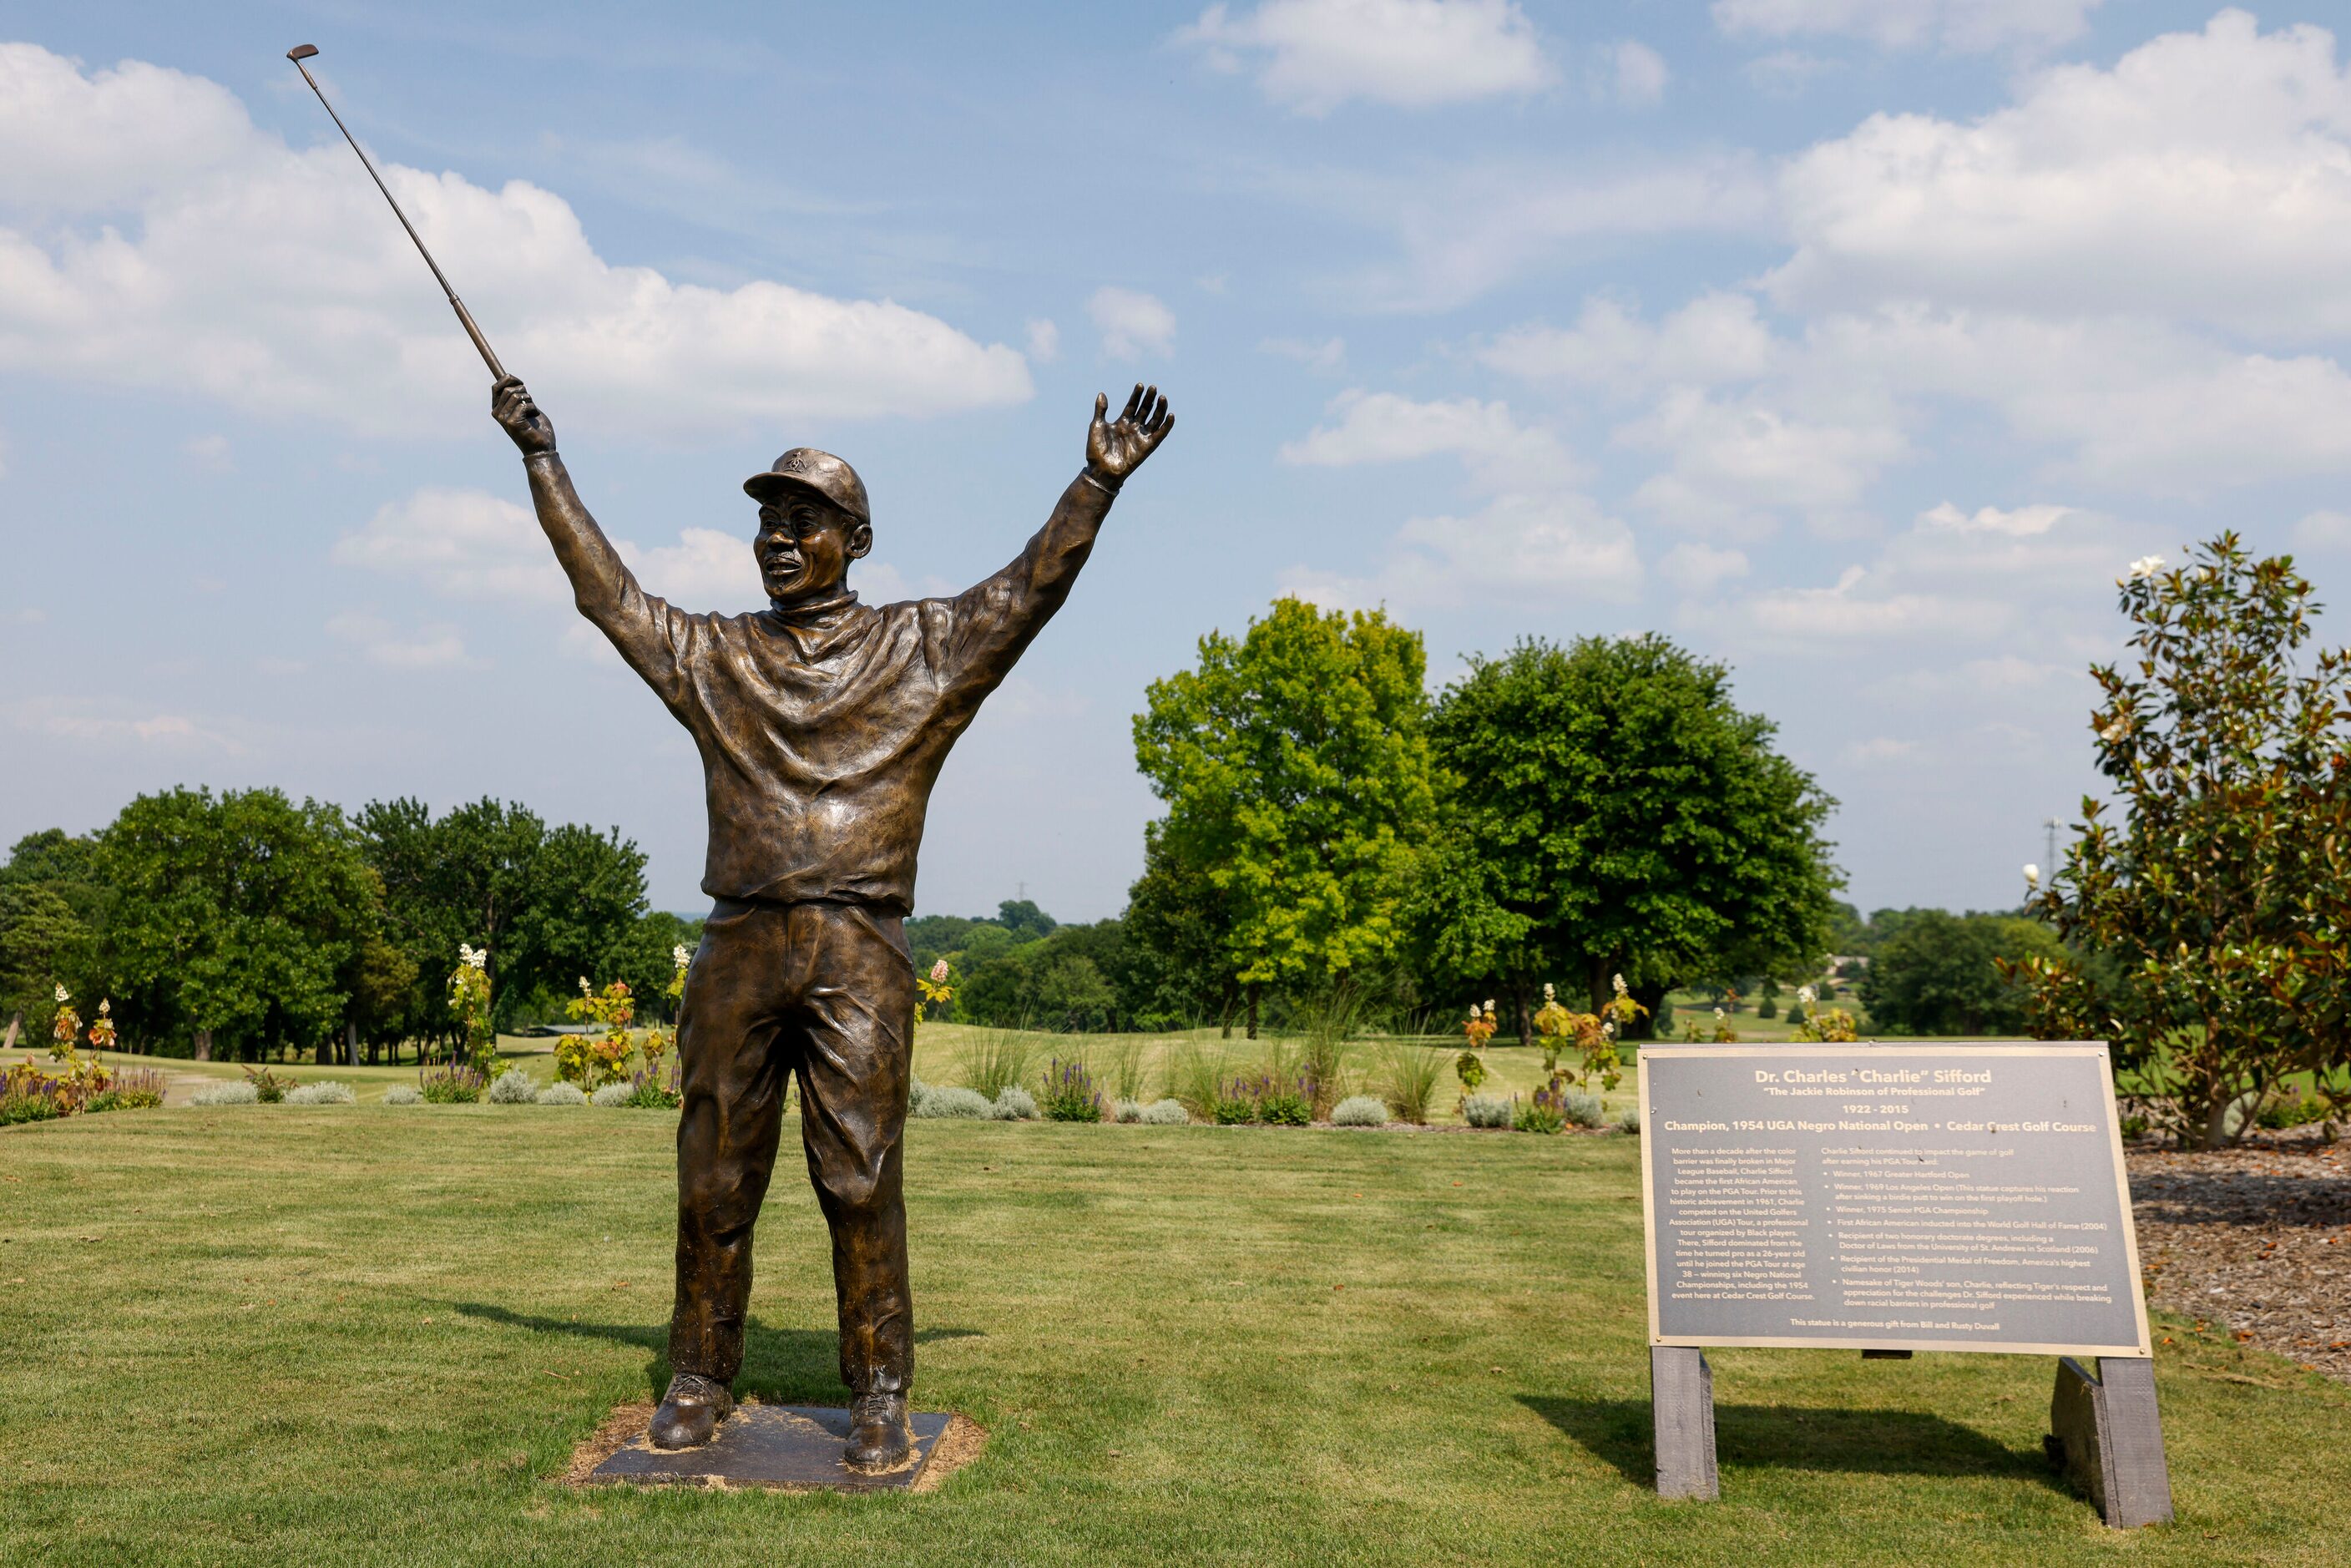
left=2128, top=1130, right=2351, bottom=1383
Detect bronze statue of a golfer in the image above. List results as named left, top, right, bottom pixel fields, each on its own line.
left=494, top=376, right=1172, bottom=1469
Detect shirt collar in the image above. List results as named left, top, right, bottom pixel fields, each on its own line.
left=765, top=588, right=862, bottom=628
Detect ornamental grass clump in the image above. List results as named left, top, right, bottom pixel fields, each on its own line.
left=1139, top=1098, right=1188, bottom=1125
left=242, top=1065, right=296, bottom=1103
left=536, top=1082, right=587, bottom=1106
left=958, top=1030, right=1037, bottom=1102
left=1330, top=1094, right=1387, bottom=1127
left=1461, top=1093, right=1513, bottom=1129
left=189, top=1080, right=260, bottom=1107
left=992, top=1085, right=1038, bottom=1121
left=384, top=1085, right=423, bottom=1105
left=914, top=1085, right=992, bottom=1120
left=1377, top=1043, right=1443, bottom=1125
left=419, top=1065, right=485, bottom=1104
left=488, top=1067, right=539, bottom=1105
left=285, top=1081, right=355, bottom=1106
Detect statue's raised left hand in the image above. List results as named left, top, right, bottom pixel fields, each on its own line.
left=1087, top=384, right=1174, bottom=485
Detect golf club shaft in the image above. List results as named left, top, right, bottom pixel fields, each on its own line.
left=289, top=54, right=506, bottom=382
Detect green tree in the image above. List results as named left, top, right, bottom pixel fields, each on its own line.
left=1120, top=822, right=1242, bottom=1032
left=2014, top=535, right=2351, bottom=1147
left=0, top=830, right=109, bottom=1044
left=94, top=787, right=382, bottom=1060
left=1134, top=599, right=1437, bottom=1036
left=1858, top=911, right=2060, bottom=1035
left=1420, top=635, right=1838, bottom=1039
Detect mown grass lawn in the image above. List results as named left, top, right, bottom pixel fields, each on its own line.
left=4, top=1106, right=2345, bottom=1566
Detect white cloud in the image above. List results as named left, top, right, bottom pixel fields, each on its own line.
left=1260, top=335, right=1347, bottom=373
left=1713, top=0, right=2103, bottom=53
left=1088, top=286, right=1176, bottom=360
left=1605, top=41, right=1670, bottom=106
left=1659, top=541, right=1751, bottom=593
left=328, top=611, right=467, bottom=669
left=1279, top=491, right=1641, bottom=609
left=1918, top=501, right=2076, bottom=537
left=1620, top=387, right=1905, bottom=536
left=2296, top=508, right=2351, bottom=549
left=1480, top=291, right=1775, bottom=392
left=1841, top=736, right=1922, bottom=764
left=180, top=432, right=230, bottom=472
left=335, top=488, right=565, bottom=603
left=1767, top=13, right=2351, bottom=340
left=0, top=44, right=1031, bottom=440
left=1280, top=390, right=1580, bottom=489
left=1180, top=0, right=1554, bottom=114
left=1025, top=318, right=1060, bottom=362
left=1744, top=49, right=1835, bottom=97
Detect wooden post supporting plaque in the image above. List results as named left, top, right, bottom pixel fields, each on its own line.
left=1637, top=1043, right=2172, bottom=1528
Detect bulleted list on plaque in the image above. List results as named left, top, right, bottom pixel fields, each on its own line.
left=1639, top=1044, right=2150, bottom=1357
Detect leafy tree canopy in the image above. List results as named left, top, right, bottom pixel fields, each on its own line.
left=1134, top=598, right=1437, bottom=1003
left=1419, top=635, right=1839, bottom=1023
left=1858, top=911, right=2059, bottom=1035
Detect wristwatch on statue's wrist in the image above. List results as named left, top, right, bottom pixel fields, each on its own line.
left=525, top=447, right=561, bottom=463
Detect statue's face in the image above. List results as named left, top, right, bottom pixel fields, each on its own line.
left=756, top=493, right=871, bottom=605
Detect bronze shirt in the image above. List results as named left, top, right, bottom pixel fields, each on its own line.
left=525, top=453, right=1115, bottom=913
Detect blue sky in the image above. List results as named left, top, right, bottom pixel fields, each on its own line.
left=7, top=2, right=2351, bottom=922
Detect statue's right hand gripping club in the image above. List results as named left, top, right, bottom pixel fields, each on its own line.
left=493, top=376, right=557, bottom=457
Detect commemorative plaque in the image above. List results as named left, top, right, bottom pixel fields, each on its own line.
left=1640, top=1044, right=2149, bottom=1357
left=1635, top=1044, right=2171, bottom=1527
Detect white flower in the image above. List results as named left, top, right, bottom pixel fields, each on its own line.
left=2098, top=716, right=2131, bottom=744
left=673, top=944, right=692, bottom=969
left=1601, top=1019, right=1616, bottom=1039
left=1713, top=1007, right=1725, bottom=1021
left=1611, top=974, right=1627, bottom=996
left=2023, top=863, right=2040, bottom=888
left=1482, top=999, right=1494, bottom=1014
left=54, top=984, right=68, bottom=1003
left=929, top=959, right=950, bottom=984
left=579, top=976, right=592, bottom=994
left=2123, top=554, right=2166, bottom=583
left=1797, top=985, right=1815, bottom=1007
left=1542, top=982, right=1555, bottom=1002
left=1467, top=1004, right=1479, bottom=1022
left=98, top=999, right=110, bottom=1016
left=458, top=943, right=487, bottom=970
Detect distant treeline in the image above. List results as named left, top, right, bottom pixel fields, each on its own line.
left=0, top=789, right=696, bottom=1063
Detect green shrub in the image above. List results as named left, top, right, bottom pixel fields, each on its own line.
left=1378, top=1044, right=1443, bottom=1125
left=908, top=1075, right=931, bottom=1115
left=1615, top=1104, right=1641, bottom=1135
left=109, top=1069, right=166, bottom=1110
left=488, top=1068, right=538, bottom=1105
left=385, top=1085, right=423, bottom=1106
left=190, top=1081, right=260, bottom=1107
left=536, top=1082, right=588, bottom=1106
left=1330, top=1095, right=1386, bottom=1127
left=914, top=1085, right=992, bottom=1120
left=992, top=1085, right=1038, bottom=1121
left=589, top=1082, right=633, bottom=1107
left=241, top=1065, right=296, bottom=1103
left=285, top=1081, right=355, bottom=1106
left=1561, top=1088, right=1605, bottom=1128
left=2258, top=1093, right=2333, bottom=1130
left=1513, top=1092, right=1564, bottom=1135
left=0, top=1090, right=65, bottom=1125
left=1462, top=1093, right=1513, bottom=1129
left=1139, top=1098, right=1188, bottom=1125
left=1112, top=1098, right=1144, bottom=1123
left=1039, top=1057, right=1105, bottom=1122
left=419, top=1066, right=484, bottom=1105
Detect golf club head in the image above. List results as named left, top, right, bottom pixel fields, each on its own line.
left=287, top=43, right=319, bottom=62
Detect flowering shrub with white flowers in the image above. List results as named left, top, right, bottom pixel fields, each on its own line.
left=447, top=944, right=496, bottom=1075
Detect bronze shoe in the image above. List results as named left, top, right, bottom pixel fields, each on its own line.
left=843, top=1390, right=913, bottom=1472
left=648, top=1373, right=736, bottom=1450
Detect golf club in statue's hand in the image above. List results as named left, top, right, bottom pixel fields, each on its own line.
left=492, top=376, right=558, bottom=457
left=1086, top=383, right=1174, bottom=489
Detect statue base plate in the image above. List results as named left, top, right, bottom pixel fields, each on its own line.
left=587, top=1403, right=958, bottom=1492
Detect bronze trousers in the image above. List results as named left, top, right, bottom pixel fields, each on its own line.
left=668, top=897, right=915, bottom=1396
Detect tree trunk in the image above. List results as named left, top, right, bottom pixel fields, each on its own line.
left=345, top=1019, right=359, bottom=1067
left=1246, top=983, right=1260, bottom=1041
left=1513, top=975, right=1533, bottom=1046
left=1630, top=980, right=1670, bottom=1040
left=1589, top=957, right=1611, bottom=1015
left=1219, top=980, right=1236, bottom=1040
left=2, top=1013, right=18, bottom=1051
left=193, top=1028, right=213, bottom=1062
